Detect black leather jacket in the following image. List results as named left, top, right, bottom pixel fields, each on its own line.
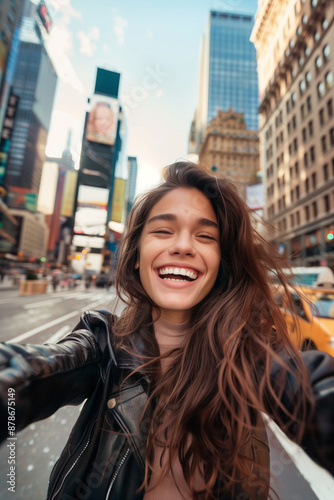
left=0, top=310, right=334, bottom=500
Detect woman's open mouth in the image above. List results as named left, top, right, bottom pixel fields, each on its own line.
left=157, top=267, right=198, bottom=282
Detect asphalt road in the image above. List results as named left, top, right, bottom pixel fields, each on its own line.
left=0, top=283, right=332, bottom=499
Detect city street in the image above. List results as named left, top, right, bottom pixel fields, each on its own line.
left=0, top=283, right=333, bottom=499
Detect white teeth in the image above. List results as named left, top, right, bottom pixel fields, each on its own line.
left=158, top=267, right=198, bottom=280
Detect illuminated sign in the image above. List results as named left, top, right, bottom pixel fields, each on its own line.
left=37, top=1, right=52, bottom=33
left=74, top=185, right=108, bottom=236
left=85, top=94, right=119, bottom=146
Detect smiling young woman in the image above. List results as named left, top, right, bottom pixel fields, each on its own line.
left=0, top=161, right=334, bottom=500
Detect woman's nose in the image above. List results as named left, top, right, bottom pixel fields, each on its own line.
left=168, top=232, right=196, bottom=256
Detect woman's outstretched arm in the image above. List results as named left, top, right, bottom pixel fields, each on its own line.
left=270, top=350, right=334, bottom=475
left=0, top=328, right=102, bottom=444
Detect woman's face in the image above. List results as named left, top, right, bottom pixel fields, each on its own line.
left=136, top=187, right=221, bottom=323
left=94, top=105, right=113, bottom=135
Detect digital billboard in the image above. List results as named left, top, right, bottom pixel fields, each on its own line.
left=7, top=187, right=37, bottom=212
left=111, top=178, right=126, bottom=223
left=37, top=1, right=52, bottom=33
left=73, top=185, right=108, bottom=237
left=85, top=94, right=119, bottom=146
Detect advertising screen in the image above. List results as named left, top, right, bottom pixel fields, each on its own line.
left=85, top=94, right=119, bottom=146
left=74, top=185, right=108, bottom=236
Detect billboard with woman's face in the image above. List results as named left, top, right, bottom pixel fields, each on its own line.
left=85, top=95, right=119, bottom=146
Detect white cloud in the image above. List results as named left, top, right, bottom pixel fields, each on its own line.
left=46, top=25, right=84, bottom=93
left=77, top=27, right=100, bottom=57
left=47, top=0, right=81, bottom=23
left=114, top=15, right=127, bottom=44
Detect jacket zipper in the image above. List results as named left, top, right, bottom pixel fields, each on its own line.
left=50, top=432, right=93, bottom=500
left=111, top=408, right=145, bottom=469
left=105, top=447, right=130, bottom=499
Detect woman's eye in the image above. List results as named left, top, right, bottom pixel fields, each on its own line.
left=153, top=229, right=172, bottom=235
left=199, top=234, right=216, bottom=241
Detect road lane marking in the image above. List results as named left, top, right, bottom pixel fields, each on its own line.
left=45, top=325, right=71, bottom=344
left=8, top=295, right=113, bottom=343
left=263, top=415, right=334, bottom=500
left=9, top=311, right=79, bottom=343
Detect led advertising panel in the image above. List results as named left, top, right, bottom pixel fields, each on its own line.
left=74, top=185, right=108, bottom=237
left=85, top=94, right=119, bottom=146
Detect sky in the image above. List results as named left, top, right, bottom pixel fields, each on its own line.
left=43, top=0, right=259, bottom=194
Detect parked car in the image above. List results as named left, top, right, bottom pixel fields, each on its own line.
left=274, top=285, right=334, bottom=357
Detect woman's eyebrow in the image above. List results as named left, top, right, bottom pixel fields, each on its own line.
left=147, top=213, right=218, bottom=228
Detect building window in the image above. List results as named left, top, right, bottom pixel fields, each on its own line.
left=307, top=96, right=312, bottom=112
left=296, top=211, right=300, bottom=224
left=291, top=189, right=294, bottom=202
left=286, top=100, right=290, bottom=114
left=314, top=31, right=320, bottom=43
left=312, top=201, right=318, bottom=218
left=321, top=135, right=327, bottom=153
left=295, top=161, right=299, bottom=175
left=302, top=127, right=307, bottom=143
left=324, top=195, right=330, bottom=213
left=293, top=138, right=298, bottom=152
left=312, top=172, right=317, bottom=188
left=282, top=218, right=287, bottom=231
left=305, top=205, right=310, bottom=221
left=323, top=163, right=328, bottom=181
left=305, top=71, right=311, bottom=86
left=301, top=104, right=305, bottom=120
left=287, top=121, right=291, bottom=134
left=292, top=115, right=297, bottom=129
left=289, top=143, right=292, bottom=155
left=296, top=185, right=300, bottom=199
left=330, top=127, right=334, bottom=147
left=310, top=146, right=315, bottom=163
left=319, top=108, right=325, bottom=125
left=325, top=71, right=333, bottom=89
left=304, top=152, right=308, bottom=167
left=305, top=177, right=309, bottom=193
left=322, top=18, right=328, bottom=31
left=308, top=120, right=313, bottom=137
left=291, top=92, right=297, bottom=108
left=317, top=81, right=325, bottom=98
left=323, top=44, right=331, bottom=61
left=327, top=98, right=333, bottom=117
left=315, top=55, right=323, bottom=71
left=290, top=214, right=295, bottom=227
left=311, top=0, right=318, bottom=8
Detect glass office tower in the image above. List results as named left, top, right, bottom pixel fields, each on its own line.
left=192, top=11, right=258, bottom=153
left=4, top=0, right=57, bottom=198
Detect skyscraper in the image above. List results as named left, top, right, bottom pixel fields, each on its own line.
left=251, top=0, right=334, bottom=267
left=190, top=11, right=258, bottom=153
left=3, top=0, right=57, bottom=201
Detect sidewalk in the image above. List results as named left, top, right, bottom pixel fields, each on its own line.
left=0, top=276, right=86, bottom=295
left=0, top=275, right=20, bottom=292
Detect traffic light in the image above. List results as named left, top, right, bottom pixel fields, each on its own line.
left=327, top=230, right=334, bottom=241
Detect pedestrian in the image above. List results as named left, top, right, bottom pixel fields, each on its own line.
left=0, top=162, right=333, bottom=500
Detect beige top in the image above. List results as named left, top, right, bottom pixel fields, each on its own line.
left=143, top=316, right=205, bottom=499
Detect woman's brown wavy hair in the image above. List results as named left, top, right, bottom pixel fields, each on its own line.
left=113, top=161, right=314, bottom=499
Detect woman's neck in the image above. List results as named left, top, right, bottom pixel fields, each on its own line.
left=153, top=314, right=189, bottom=354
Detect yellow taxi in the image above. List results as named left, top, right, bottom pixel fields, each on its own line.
left=274, top=286, right=334, bottom=357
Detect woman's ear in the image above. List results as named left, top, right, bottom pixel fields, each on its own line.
left=134, top=260, right=139, bottom=269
